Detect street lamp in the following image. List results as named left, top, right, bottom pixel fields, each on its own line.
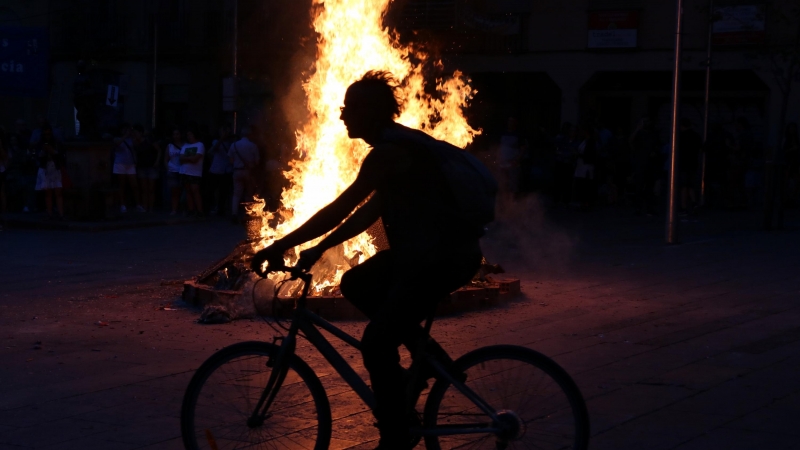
left=666, top=0, right=684, bottom=245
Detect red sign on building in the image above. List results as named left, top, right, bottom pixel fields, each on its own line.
left=712, top=5, right=765, bottom=46
left=588, top=10, right=640, bottom=49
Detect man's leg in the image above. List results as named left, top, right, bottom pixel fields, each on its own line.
left=346, top=248, right=482, bottom=448
left=361, top=293, right=431, bottom=447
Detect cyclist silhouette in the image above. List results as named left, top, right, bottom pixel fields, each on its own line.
left=252, top=71, right=483, bottom=449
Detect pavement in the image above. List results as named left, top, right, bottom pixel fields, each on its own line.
left=1, top=211, right=222, bottom=232
left=1, top=204, right=799, bottom=449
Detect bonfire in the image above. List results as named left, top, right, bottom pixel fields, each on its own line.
left=184, top=0, right=520, bottom=321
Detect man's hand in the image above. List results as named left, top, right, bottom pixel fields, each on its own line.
left=297, top=247, right=324, bottom=272
left=251, top=242, right=289, bottom=276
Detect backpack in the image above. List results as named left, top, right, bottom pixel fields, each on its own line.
left=382, top=125, right=498, bottom=235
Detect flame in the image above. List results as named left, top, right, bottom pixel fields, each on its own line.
left=249, top=0, right=479, bottom=294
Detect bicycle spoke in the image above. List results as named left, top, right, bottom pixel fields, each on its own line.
left=183, top=343, right=330, bottom=450
left=425, top=347, right=587, bottom=450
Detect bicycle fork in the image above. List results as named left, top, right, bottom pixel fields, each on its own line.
left=247, top=333, right=297, bottom=428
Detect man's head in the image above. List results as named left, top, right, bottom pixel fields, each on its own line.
left=340, top=71, right=401, bottom=142
left=186, top=127, right=198, bottom=143
left=220, top=123, right=232, bottom=138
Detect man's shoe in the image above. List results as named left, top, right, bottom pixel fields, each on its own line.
left=372, top=420, right=415, bottom=450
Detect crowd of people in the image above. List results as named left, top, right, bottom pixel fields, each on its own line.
left=0, top=119, right=268, bottom=223
left=495, top=116, right=800, bottom=216
left=2, top=113, right=799, bottom=227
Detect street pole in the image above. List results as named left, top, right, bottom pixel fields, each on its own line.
left=152, top=12, right=158, bottom=130
left=232, top=0, right=239, bottom=135
left=666, top=0, right=684, bottom=244
left=700, top=0, right=713, bottom=207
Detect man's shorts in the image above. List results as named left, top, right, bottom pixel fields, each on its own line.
left=113, top=163, right=136, bottom=175
left=166, top=171, right=181, bottom=189
left=137, top=167, right=159, bottom=179
left=181, top=174, right=202, bottom=185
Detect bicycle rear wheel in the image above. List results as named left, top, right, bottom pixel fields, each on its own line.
left=423, top=345, right=589, bottom=450
left=181, top=341, right=332, bottom=450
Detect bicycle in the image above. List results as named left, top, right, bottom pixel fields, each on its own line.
left=181, top=263, right=590, bottom=449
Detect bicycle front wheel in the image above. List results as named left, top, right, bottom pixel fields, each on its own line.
left=423, top=345, right=589, bottom=450
left=181, top=341, right=332, bottom=450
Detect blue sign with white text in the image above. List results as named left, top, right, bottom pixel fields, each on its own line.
left=0, top=26, right=49, bottom=97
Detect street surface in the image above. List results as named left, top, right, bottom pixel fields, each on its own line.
left=1, top=205, right=799, bottom=449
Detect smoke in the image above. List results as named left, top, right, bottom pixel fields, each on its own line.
left=481, top=194, right=578, bottom=275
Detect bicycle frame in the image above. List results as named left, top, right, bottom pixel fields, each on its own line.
left=250, top=271, right=504, bottom=438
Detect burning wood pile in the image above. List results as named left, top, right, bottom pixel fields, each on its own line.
left=182, top=240, right=521, bottom=322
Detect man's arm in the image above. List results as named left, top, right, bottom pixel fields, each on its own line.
left=297, top=196, right=381, bottom=270
left=251, top=151, right=383, bottom=274
left=317, top=195, right=380, bottom=252
left=275, top=173, right=375, bottom=249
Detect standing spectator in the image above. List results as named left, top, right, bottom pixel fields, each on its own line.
left=164, top=127, right=184, bottom=215
left=610, top=126, right=632, bottom=205
left=725, top=119, right=748, bottom=209
left=113, top=123, right=144, bottom=213
left=17, top=135, right=39, bottom=213
left=552, top=122, right=578, bottom=206
left=229, top=126, right=260, bottom=221
left=783, top=122, right=799, bottom=208
left=498, top=117, right=527, bottom=198
left=207, top=124, right=235, bottom=215
left=573, top=127, right=597, bottom=210
left=733, top=117, right=763, bottom=208
left=0, top=129, right=8, bottom=217
left=13, top=119, right=32, bottom=149
left=630, top=117, right=660, bottom=216
left=133, top=124, right=161, bottom=212
left=29, top=114, right=64, bottom=147
left=34, top=124, right=65, bottom=220
left=179, top=127, right=205, bottom=216
left=679, top=119, right=702, bottom=215
left=704, top=124, right=729, bottom=208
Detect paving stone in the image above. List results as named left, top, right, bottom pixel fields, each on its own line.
left=1, top=210, right=799, bottom=449
left=672, top=427, right=797, bottom=450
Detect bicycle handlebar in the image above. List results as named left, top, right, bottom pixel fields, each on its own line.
left=259, top=261, right=311, bottom=283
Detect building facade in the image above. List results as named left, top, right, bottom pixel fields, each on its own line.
left=3, top=0, right=798, bottom=150
left=397, top=0, right=800, bottom=149
left=0, top=0, right=236, bottom=138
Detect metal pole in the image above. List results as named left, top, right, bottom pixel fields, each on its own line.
left=152, top=12, right=158, bottom=130
left=666, top=0, right=684, bottom=244
left=700, top=0, right=713, bottom=207
left=232, top=0, right=238, bottom=134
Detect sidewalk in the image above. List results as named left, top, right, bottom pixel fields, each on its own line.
left=1, top=206, right=799, bottom=449
left=1, top=211, right=233, bottom=232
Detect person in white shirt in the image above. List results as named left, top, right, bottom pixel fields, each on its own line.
left=112, top=123, right=144, bottom=213
left=228, top=126, right=260, bottom=219
left=179, top=128, right=205, bottom=216
left=164, top=127, right=184, bottom=215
